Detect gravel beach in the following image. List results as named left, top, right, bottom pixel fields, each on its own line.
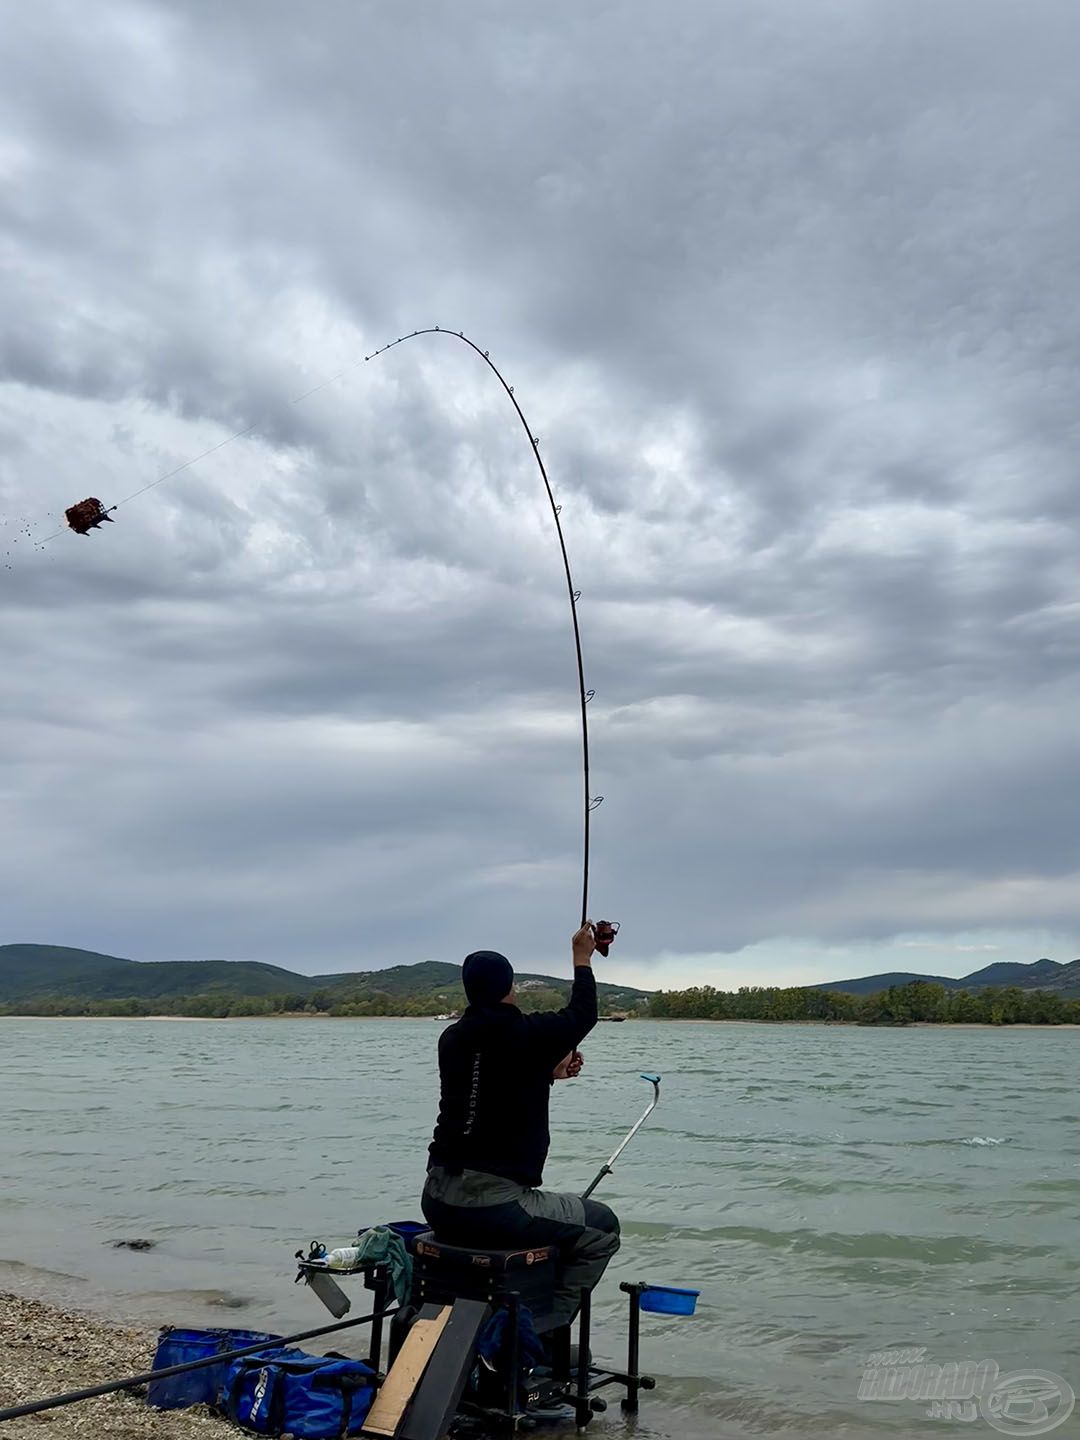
left=0, top=1294, right=234, bottom=1439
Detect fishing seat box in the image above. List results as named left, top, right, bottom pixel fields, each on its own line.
left=411, top=1232, right=558, bottom=1322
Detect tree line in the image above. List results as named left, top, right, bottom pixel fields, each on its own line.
left=0, top=984, right=574, bottom=1019
left=4, top=980, right=1077, bottom=1024
left=647, top=980, right=1080, bottom=1024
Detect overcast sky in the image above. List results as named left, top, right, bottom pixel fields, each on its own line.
left=3, top=1, right=1080, bottom=990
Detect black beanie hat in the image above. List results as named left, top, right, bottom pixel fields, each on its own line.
left=462, top=950, right=514, bottom=1006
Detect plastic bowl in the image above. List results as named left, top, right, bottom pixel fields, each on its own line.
left=386, top=1220, right=429, bottom=1246
left=639, top=1285, right=700, bottom=1316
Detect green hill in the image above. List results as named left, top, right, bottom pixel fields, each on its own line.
left=0, top=945, right=317, bottom=1001
left=311, top=959, right=645, bottom=1008
left=0, top=944, right=650, bottom=1014
left=818, top=957, right=1080, bottom=999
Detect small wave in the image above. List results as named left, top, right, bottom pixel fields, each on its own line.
left=961, top=1136, right=1009, bottom=1146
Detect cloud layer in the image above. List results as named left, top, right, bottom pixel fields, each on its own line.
left=3, top=1, right=1080, bottom=981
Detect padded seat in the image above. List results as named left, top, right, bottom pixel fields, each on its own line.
left=415, top=1233, right=557, bottom=1271
left=412, top=1231, right=559, bottom=1318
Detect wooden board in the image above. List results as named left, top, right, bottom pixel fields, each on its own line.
left=400, top=1298, right=492, bottom=1440
left=363, top=1305, right=451, bottom=1437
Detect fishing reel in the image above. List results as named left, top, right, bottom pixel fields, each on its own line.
left=592, top=920, right=620, bottom=957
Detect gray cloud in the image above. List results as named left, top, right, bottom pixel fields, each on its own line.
left=3, top=0, right=1080, bottom=981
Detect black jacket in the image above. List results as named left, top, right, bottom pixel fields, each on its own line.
left=427, top=967, right=598, bottom=1188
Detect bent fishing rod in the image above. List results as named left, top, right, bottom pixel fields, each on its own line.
left=365, top=330, right=598, bottom=930
left=55, top=328, right=619, bottom=942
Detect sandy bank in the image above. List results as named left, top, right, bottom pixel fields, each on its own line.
left=0, top=1292, right=233, bottom=1439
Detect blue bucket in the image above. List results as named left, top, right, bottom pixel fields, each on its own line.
left=386, top=1220, right=428, bottom=1248
left=639, top=1285, right=700, bottom=1316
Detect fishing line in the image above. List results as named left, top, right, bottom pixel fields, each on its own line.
left=34, top=357, right=371, bottom=544
left=38, top=329, right=606, bottom=930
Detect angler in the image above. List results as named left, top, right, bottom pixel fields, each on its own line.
left=423, top=924, right=620, bottom=1330
left=292, top=1067, right=680, bottom=1437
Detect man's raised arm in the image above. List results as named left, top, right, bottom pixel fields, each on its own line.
left=524, top=923, right=599, bottom=1059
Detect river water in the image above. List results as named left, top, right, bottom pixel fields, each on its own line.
left=1, top=1017, right=1077, bottom=1438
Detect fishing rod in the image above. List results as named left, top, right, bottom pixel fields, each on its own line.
left=581, top=1073, right=661, bottom=1199
left=363, top=329, right=600, bottom=931
left=52, top=329, right=620, bottom=941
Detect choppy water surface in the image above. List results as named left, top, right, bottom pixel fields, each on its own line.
left=1, top=1018, right=1077, bottom=1437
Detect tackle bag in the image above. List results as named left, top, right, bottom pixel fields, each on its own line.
left=477, top=1304, right=545, bottom=1375
left=220, top=1347, right=376, bottom=1437
left=471, top=1304, right=547, bottom=1409
left=148, top=1326, right=283, bottom=1410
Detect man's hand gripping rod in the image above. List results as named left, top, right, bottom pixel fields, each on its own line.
left=581, top=1073, right=661, bottom=1199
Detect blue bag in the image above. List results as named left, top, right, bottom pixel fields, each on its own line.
left=477, top=1305, right=545, bottom=1375
left=148, top=1326, right=283, bottom=1410
left=220, top=1348, right=376, bottom=1437
left=475, top=1304, right=546, bottom=1407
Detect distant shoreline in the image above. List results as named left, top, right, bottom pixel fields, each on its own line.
left=641, top=1018, right=1080, bottom=1029
left=0, top=1012, right=428, bottom=1021
left=1, top=1015, right=1077, bottom=1029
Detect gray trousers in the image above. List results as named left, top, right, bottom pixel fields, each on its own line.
left=422, top=1166, right=621, bottom=1327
